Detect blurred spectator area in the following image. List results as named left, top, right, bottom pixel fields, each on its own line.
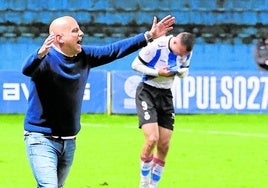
left=0, top=0, right=267, bottom=71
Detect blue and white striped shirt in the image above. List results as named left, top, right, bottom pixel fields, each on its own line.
left=136, top=35, right=192, bottom=89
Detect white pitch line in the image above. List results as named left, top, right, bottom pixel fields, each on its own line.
left=82, top=123, right=268, bottom=138
left=177, top=128, right=268, bottom=138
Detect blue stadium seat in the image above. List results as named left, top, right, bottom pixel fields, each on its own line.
left=1, top=0, right=26, bottom=11
left=0, top=0, right=264, bottom=72
left=173, top=10, right=191, bottom=24
left=4, top=10, right=23, bottom=24
left=258, top=11, right=268, bottom=24
left=251, top=0, right=268, bottom=11
left=189, top=0, right=217, bottom=11
left=241, top=11, right=258, bottom=25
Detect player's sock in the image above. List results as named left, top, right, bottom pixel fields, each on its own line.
left=149, top=158, right=165, bottom=188
left=139, top=156, right=153, bottom=188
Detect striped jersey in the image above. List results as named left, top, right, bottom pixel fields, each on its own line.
left=138, top=35, right=192, bottom=89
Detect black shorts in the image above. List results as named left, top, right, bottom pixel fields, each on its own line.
left=135, top=82, right=174, bottom=130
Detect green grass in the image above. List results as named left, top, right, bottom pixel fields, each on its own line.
left=1, top=114, right=268, bottom=187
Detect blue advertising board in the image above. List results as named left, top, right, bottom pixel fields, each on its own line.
left=111, top=71, right=268, bottom=114
left=172, top=71, right=268, bottom=114
left=0, top=70, right=107, bottom=113
left=111, top=71, right=142, bottom=114
left=0, top=71, right=30, bottom=113
left=81, top=70, right=107, bottom=113
left=1, top=70, right=268, bottom=114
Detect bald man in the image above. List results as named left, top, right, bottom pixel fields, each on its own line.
left=22, top=15, right=175, bottom=187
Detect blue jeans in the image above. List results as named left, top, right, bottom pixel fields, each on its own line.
left=24, top=132, right=76, bottom=188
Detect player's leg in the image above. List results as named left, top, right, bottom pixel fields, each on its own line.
left=156, top=126, right=173, bottom=161
left=141, top=122, right=159, bottom=159
left=140, top=123, right=159, bottom=173
left=149, top=89, right=174, bottom=188
left=135, top=83, right=158, bottom=188
left=139, top=122, right=159, bottom=188
left=149, top=127, right=173, bottom=188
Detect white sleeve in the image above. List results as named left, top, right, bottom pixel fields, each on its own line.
left=131, top=56, right=158, bottom=76
left=177, top=68, right=189, bottom=78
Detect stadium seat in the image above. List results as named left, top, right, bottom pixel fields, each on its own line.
left=0, top=0, right=264, bottom=72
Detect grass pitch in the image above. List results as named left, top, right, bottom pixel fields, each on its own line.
left=0, top=114, right=268, bottom=188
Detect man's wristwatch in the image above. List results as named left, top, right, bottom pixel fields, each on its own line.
left=144, top=31, right=153, bottom=43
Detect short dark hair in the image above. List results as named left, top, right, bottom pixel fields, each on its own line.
left=179, top=32, right=195, bottom=52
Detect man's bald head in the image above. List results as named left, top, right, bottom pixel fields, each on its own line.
left=49, top=16, right=77, bottom=35
left=47, top=16, right=84, bottom=56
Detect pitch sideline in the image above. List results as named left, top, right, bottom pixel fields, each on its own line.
left=82, top=123, right=268, bottom=138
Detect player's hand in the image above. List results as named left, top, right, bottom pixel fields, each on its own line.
left=157, top=66, right=174, bottom=77
left=177, top=68, right=189, bottom=78
left=149, top=15, right=175, bottom=39
left=37, top=33, right=55, bottom=59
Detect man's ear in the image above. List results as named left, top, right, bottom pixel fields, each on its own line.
left=55, top=34, right=64, bottom=44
